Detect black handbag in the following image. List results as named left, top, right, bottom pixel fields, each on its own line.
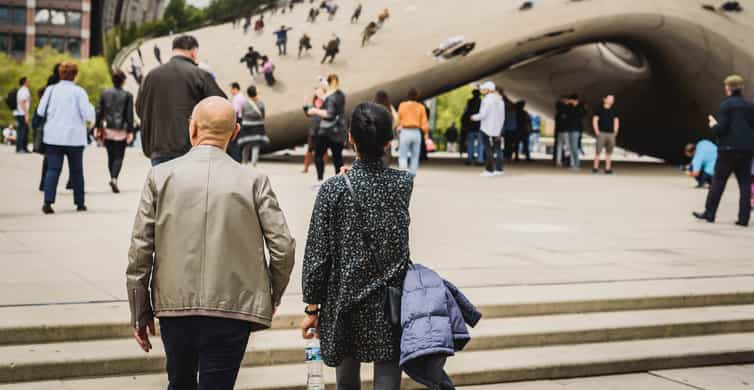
left=343, top=173, right=403, bottom=329
left=32, top=86, right=55, bottom=154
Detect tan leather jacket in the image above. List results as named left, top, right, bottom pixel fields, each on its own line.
left=126, top=145, right=295, bottom=331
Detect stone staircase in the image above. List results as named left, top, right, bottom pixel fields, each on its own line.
left=3, top=276, right=754, bottom=389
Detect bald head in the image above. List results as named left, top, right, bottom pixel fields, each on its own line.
left=189, top=96, right=240, bottom=148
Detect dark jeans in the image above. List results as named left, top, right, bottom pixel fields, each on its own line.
left=44, top=145, right=85, bottom=207
left=321, top=51, right=337, bottom=63
left=105, top=140, right=127, bottom=179
left=15, top=115, right=28, bottom=152
left=277, top=40, right=287, bottom=55
left=483, top=134, right=504, bottom=172
left=704, top=150, right=753, bottom=224
left=314, top=135, right=344, bottom=181
left=336, top=357, right=401, bottom=390
left=160, top=316, right=252, bottom=390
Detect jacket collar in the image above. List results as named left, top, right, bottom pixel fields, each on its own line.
left=352, top=159, right=385, bottom=171
left=170, top=55, right=197, bottom=66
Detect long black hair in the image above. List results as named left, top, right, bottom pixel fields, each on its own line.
left=350, top=102, right=393, bottom=161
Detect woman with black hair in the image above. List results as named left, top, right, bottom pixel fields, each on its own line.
left=301, top=102, right=413, bottom=390
left=95, top=70, right=134, bottom=193
left=306, top=74, right=346, bottom=180
left=374, top=90, right=398, bottom=166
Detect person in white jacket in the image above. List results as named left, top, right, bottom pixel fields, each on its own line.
left=471, top=81, right=505, bottom=176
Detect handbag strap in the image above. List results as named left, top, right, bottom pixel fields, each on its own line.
left=343, top=173, right=384, bottom=274
left=42, top=86, right=55, bottom=119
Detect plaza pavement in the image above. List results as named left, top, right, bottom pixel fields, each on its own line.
left=0, top=145, right=751, bottom=308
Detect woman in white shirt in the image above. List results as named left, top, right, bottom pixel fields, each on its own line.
left=36, top=61, right=95, bottom=214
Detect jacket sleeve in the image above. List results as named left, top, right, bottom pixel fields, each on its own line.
left=78, top=88, right=96, bottom=124
left=135, top=76, right=151, bottom=158
left=712, top=102, right=731, bottom=136
left=126, top=170, right=156, bottom=328
left=302, top=184, right=334, bottom=304
left=255, top=174, right=296, bottom=307
left=125, top=93, right=135, bottom=133
left=472, top=97, right=489, bottom=122
left=95, top=92, right=105, bottom=129
left=443, top=279, right=482, bottom=327
left=203, top=72, right=228, bottom=100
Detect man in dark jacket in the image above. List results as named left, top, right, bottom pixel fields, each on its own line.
left=240, top=46, right=260, bottom=76
left=461, top=88, right=483, bottom=165
left=136, top=35, right=226, bottom=166
left=694, top=75, right=754, bottom=226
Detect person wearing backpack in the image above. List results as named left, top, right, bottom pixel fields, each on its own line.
left=11, top=77, right=31, bottom=153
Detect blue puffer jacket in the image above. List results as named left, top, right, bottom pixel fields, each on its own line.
left=400, top=264, right=482, bottom=389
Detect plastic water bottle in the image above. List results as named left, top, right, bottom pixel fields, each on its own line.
left=305, top=328, right=324, bottom=390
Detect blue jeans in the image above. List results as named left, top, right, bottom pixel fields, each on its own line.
left=44, top=145, right=85, bottom=206
left=151, top=156, right=175, bottom=166
left=15, top=115, right=28, bottom=152
left=160, top=316, right=252, bottom=390
left=399, top=129, right=422, bottom=175
left=466, top=131, right=484, bottom=163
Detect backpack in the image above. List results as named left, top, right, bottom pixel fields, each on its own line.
left=5, top=89, right=18, bottom=111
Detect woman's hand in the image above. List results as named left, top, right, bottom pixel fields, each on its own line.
left=301, top=314, right=319, bottom=339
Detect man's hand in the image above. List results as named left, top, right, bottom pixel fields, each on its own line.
left=127, top=132, right=134, bottom=144
left=301, top=315, right=319, bottom=339
left=708, top=115, right=718, bottom=128
left=134, top=319, right=156, bottom=352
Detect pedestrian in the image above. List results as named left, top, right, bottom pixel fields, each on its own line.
left=153, top=45, right=162, bottom=64
left=592, top=94, right=619, bottom=173
left=326, top=1, right=338, bottom=20
left=472, top=81, right=505, bottom=177
left=321, top=34, right=341, bottom=64
left=240, top=46, right=261, bottom=76
left=301, top=102, right=409, bottom=390
left=127, top=97, right=295, bottom=390
left=227, top=82, right=246, bottom=162
left=684, top=140, right=717, bottom=188
left=11, top=77, right=31, bottom=153
left=362, top=22, right=378, bottom=47
left=2, top=124, right=16, bottom=145
left=461, top=88, right=484, bottom=165
left=238, top=85, right=269, bottom=166
left=136, top=35, right=226, bottom=166
left=299, top=33, right=313, bottom=57
left=303, top=82, right=327, bottom=174
left=307, top=7, right=319, bottom=22
left=501, top=94, right=518, bottom=162
left=377, top=8, right=390, bottom=26
left=243, top=14, right=252, bottom=34
left=37, top=61, right=96, bottom=214
left=397, top=88, right=429, bottom=175
left=351, top=3, right=362, bottom=23
left=254, top=16, right=265, bottom=33
left=95, top=70, right=135, bottom=194
left=374, top=90, right=399, bottom=166
left=261, top=56, right=276, bottom=86
left=445, top=122, right=459, bottom=153
left=556, top=94, right=585, bottom=169
left=273, top=25, right=293, bottom=55
left=129, top=57, right=144, bottom=85
left=306, top=74, right=346, bottom=181
left=37, top=64, right=69, bottom=192
left=529, top=113, right=541, bottom=154
left=515, top=100, right=532, bottom=161
left=693, top=75, right=754, bottom=226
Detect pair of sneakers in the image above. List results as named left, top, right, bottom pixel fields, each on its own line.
left=480, top=170, right=503, bottom=177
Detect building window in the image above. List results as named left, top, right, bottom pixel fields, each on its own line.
left=10, top=34, right=25, bottom=55
left=66, top=11, right=81, bottom=28
left=67, top=37, right=81, bottom=58
left=0, top=7, right=8, bottom=25
left=34, top=9, right=50, bottom=24
left=0, top=33, right=8, bottom=53
left=11, top=7, right=25, bottom=25
left=49, top=9, right=66, bottom=25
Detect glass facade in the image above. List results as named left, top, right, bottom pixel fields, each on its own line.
left=35, top=35, right=81, bottom=57
left=35, top=9, right=82, bottom=28
left=0, top=6, right=26, bottom=25
left=10, top=33, right=25, bottom=55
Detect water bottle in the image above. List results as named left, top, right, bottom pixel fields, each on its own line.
left=305, top=328, right=324, bottom=390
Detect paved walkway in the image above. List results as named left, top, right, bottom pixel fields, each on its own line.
left=0, top=145, right=751, bottom=307
left=463, top=364, right=754, bottom=389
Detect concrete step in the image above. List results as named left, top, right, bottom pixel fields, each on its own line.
left=4, top=305, right=754, bottom=383
left=3, top=332, right=754, bottom=389
left=3, top=276, right=754, bottom=345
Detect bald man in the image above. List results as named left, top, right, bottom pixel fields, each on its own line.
left=126, top=97, right=295, bottom=390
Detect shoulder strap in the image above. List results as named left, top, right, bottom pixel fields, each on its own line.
left=343, top=174, right=383, bottom=273
left=247, top=98, right=263, bottom=117
left=43, top=86, right=55, bottom=118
